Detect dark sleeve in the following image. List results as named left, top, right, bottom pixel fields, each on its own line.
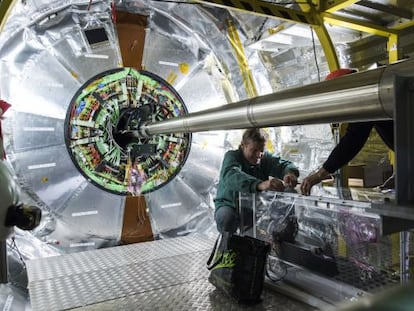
left=323, top=122, right=374, bottom=173
left=374, top=120, right=394, bottom=151
left=221, top=151, right=262, bottom=193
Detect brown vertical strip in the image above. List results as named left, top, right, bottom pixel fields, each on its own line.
left=121, top=195, right=154, bottom=244
left=116, top=12, right=154, bottom=243
left=115, top=11, right=147, bottom=69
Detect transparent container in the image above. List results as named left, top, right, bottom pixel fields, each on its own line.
left=238, top=191, right=400, bottom=304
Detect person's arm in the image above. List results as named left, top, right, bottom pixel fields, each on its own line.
left=221, top=151, right=285, bottom=192
left=300, top=167, right=331, bottom=195
left=266, top=154, right=299, bottom=187
left=300, top=122, right=374, bottom=195
left=323, top=122, right=374, bottom=173
left=220, top=151, right=262, bottom=193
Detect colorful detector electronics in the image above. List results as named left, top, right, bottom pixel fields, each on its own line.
left=65, top=68, right=191, bottom=195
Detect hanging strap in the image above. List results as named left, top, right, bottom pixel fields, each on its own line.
left=207, top=234, right=224, bottom=270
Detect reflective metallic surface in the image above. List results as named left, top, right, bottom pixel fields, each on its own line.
left=140, top=61, right=414, bottom=135
left=26, top=234, right=315, bottom=311
left=0, top=0, right=413, bottom=310
left=328, top=281, right=414, bottom=311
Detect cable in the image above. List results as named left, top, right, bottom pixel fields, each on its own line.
left=253, top=18, right=269, bottom=42
left=310, top=26, right=321, bottom=82
left=8, top=237, right=26, bottom=269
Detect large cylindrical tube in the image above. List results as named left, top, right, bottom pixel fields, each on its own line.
left=139, top=58, right=413, bottom=136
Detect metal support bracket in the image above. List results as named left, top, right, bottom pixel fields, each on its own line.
left=394, top=76, right=414, bottom=207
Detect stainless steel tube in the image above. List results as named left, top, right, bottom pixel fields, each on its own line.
left=139, top=58, right=414, bottom=136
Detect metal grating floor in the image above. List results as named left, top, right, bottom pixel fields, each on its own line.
left=334, top=257, right=399, bottom=293
left=26, top=234, right=316, bottom=311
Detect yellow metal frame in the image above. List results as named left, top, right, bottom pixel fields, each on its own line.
left=0, top=0, right=409, bottom=86
left=387, top=33, right=400, bottom=63
left=0, top=0, right=14, bottom=33
left=297, top=2, right=340, bottom=71
left=393, top=20, right=414, bottom=31
left=194, top=0, right=410, bottom=71
left=193, top=0, right=341, bottom=78
left=226, top=18, right=258, bottom=98
left=321, top=12, right=401, bottom=64
left=193, top=0, right=316, bottom=25
left=322, top=12, right=398, bottom=38
left=318, top=0, right=360, bottom=13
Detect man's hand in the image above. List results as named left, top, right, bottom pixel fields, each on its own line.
left=300, top=167, right=330, bottom=196
left=283, top=172, right=298, bottom=188
left=257, top=178, right=284, bottom=192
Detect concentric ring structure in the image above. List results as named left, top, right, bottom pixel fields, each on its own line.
left=65, top=68, right=191, bottom=195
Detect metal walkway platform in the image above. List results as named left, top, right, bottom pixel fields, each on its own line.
left=26, top=234, right=316, bottom=310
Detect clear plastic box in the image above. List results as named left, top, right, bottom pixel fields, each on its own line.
left=238, top=191, right=400, bottom=304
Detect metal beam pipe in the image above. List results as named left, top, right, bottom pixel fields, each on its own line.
left=139, top=58, right=414, bottom=137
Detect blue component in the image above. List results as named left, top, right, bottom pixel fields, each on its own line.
left=76, top=101, right=86, bottom=114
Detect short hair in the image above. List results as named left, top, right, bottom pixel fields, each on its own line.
left=241, top=128, right=266, bottom=145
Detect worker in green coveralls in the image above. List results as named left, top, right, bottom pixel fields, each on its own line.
left=214, top=128, right=299, bottom=234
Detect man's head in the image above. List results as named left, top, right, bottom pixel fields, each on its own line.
left=325, top=68, right=357, bottom=81
left=240, top=128, right=266, bottom=165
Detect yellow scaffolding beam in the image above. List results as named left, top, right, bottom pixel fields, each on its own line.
left=297, top=2, right=339, bottom=71
left=392, top=20, right=414, bottom=31
left=319, top=0, right=360, bottom=13
left=0, top=0, right=14, bottom=32
left=322, top=12, right=398, bottom=38
left=226, top=18, right=258, bottom=98
left=387, top=33, right=400, bottom=63
left=192, top=0, right=316, bottom=25
left=193, top=0, right=406, bottom=72
left=313, top=25, right=340, bottom=71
